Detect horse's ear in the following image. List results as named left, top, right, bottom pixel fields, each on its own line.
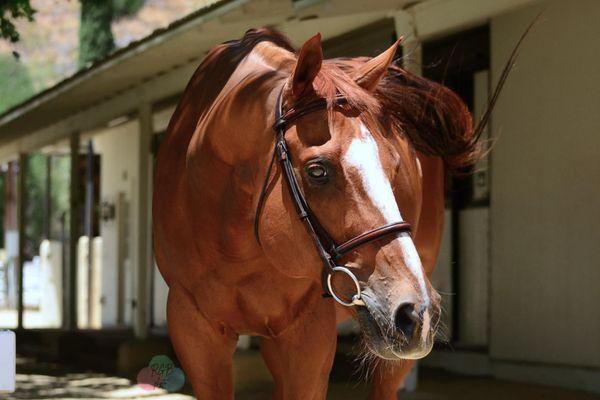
left=291, top=33, right=323, bottom=99
left=353, top=38, right=401, bottom=92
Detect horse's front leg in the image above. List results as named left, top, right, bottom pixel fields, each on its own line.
left=368, top=360, right=415, bottom=400
left=260, top=294, right=337, bottom=400
left=167, top=284, right=238, bottom=399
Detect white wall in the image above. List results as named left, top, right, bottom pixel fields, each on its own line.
left=458, top=207, right=489, bottom=346
left=456, top=70, right=490, bottom=347
left=40, top=240, right=63, bottom=328
left=152, top=260, right=169, bottom=327
left=93, top=120, right=140, bottom=327
left=490, top=0, right=600, bottom=368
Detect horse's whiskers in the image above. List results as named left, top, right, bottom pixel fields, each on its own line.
left=353, top=336, right=381, bottom=383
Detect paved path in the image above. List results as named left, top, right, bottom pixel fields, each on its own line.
left=7, top=371, right=599, bottom=400
left=6, top=373, right=192, bottom=399
left=6, top=356, right=599, bottom=399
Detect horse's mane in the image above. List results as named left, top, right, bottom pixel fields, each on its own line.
left=329, top=57, right=479, bottom=172
left=283, top=36, right=485, bottom=173
left=162, top=28, right=294, bottom=150
left=167, top=27, right=494, bottom=173
left=186, top=28, right=295, bottom=120
left=317, top=59, right=480, bottom=173
left=376, top=65, right=477, bottom=172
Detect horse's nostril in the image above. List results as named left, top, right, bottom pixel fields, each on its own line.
left=393, top=302, right=418, bottom=340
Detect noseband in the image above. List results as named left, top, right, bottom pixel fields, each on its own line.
left=254, top=88, right=412, bottom=307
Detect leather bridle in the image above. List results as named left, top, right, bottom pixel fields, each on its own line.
left=254, top=87, right=412, bottom=307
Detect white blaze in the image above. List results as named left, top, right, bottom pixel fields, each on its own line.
left=344, top=123, right=429, bottom=305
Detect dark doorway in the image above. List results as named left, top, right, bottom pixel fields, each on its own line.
left=422, top=25, right=491, bottom=348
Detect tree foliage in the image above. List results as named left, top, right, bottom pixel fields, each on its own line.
left=25, top=154, right=46, bottom=257
left=0, top=53, right=34, bottom=113
left=78, top=0, right=115, bottom=68
left=113, top=0, right=145, bottom=19
left=2, top=0, right=146, bottom=67
left=78, top=0, right=147, bottom=68
left=0, top=0, right=35, bottom=45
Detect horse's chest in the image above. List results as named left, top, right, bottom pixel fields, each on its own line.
left=193, top=269, right=319, bottom=337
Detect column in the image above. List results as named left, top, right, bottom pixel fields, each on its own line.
left=134, top=102, right=153, bottom=339
left=67, top=132, right=81, bottom=330
left=393, top=10, right=422, bottom=393
left=16, top=153, right=27, bottom=329
left=394, top=10, right=423, bottom=76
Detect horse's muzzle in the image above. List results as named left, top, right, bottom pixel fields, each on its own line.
left=356, top=288, right=440, bottom=360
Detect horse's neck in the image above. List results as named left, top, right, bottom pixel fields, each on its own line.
left=183, top=51, right=288, bottom=263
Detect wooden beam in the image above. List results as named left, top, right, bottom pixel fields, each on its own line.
left=393, top=0, right=534, bottom=75
left=44, top=155, right=51, bottom=239
left=16, top=153, right=27, bottom=329
left=67, top=132, right=81, bottom=330
left=134, top=103, right=153, bottom=339
left=393, top=0, right=538, bottom=81
left=0, top=60, right=197, bottom=164
left=116, top=192, right=127, bottom=326
left=396, top=0, right=536, bottom=42
left=395, top=10, right=423, bottom=76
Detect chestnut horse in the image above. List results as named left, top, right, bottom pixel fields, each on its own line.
left=153, top=28, right=482, bottom=399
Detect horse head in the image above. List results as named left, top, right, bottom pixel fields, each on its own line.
left=256, top=34, right=455, bottom=360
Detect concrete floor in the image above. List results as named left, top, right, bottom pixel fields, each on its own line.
left=6, top=370, right=599, bottom=400
left=6, top=355, right=599, bottom=400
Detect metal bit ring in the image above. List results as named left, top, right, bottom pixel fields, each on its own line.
left=326, top=266, right=364, bottom=307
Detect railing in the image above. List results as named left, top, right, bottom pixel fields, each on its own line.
left=0, top=237, right=99, bottom=329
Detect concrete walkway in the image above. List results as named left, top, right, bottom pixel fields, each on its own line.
left=7, top=370, right=599, bottom=400
left=7, top=373, right=193, bottom=399
left=6, top=356, right=599, bottom=399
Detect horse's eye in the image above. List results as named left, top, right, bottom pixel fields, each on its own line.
left=306, top=163, right=329, bottom=183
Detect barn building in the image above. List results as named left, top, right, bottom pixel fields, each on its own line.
left=0, top=0, right=598, bottom=395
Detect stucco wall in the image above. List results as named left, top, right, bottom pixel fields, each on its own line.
left=490, top=0, right=600, bottom=368
left=94, top=120, right=140, bottom=327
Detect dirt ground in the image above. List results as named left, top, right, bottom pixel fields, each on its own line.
left=6, top=355, right=599, bottom=400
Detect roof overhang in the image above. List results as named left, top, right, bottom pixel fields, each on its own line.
left=0, top=0, right=535, bottom=159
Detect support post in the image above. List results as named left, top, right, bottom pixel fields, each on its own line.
left=44, top=155, right=52, bottom=239
left=16, top=153, right=27, bottom=329
left=394, top=10, right=422, bottom=393
left=85, top=141, right=95, bottom=326
left=394, top=10, right=423, bottom=76
left=67, top=132, right=81, bottom=330
left=135, top=103, right=153, bottom=339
